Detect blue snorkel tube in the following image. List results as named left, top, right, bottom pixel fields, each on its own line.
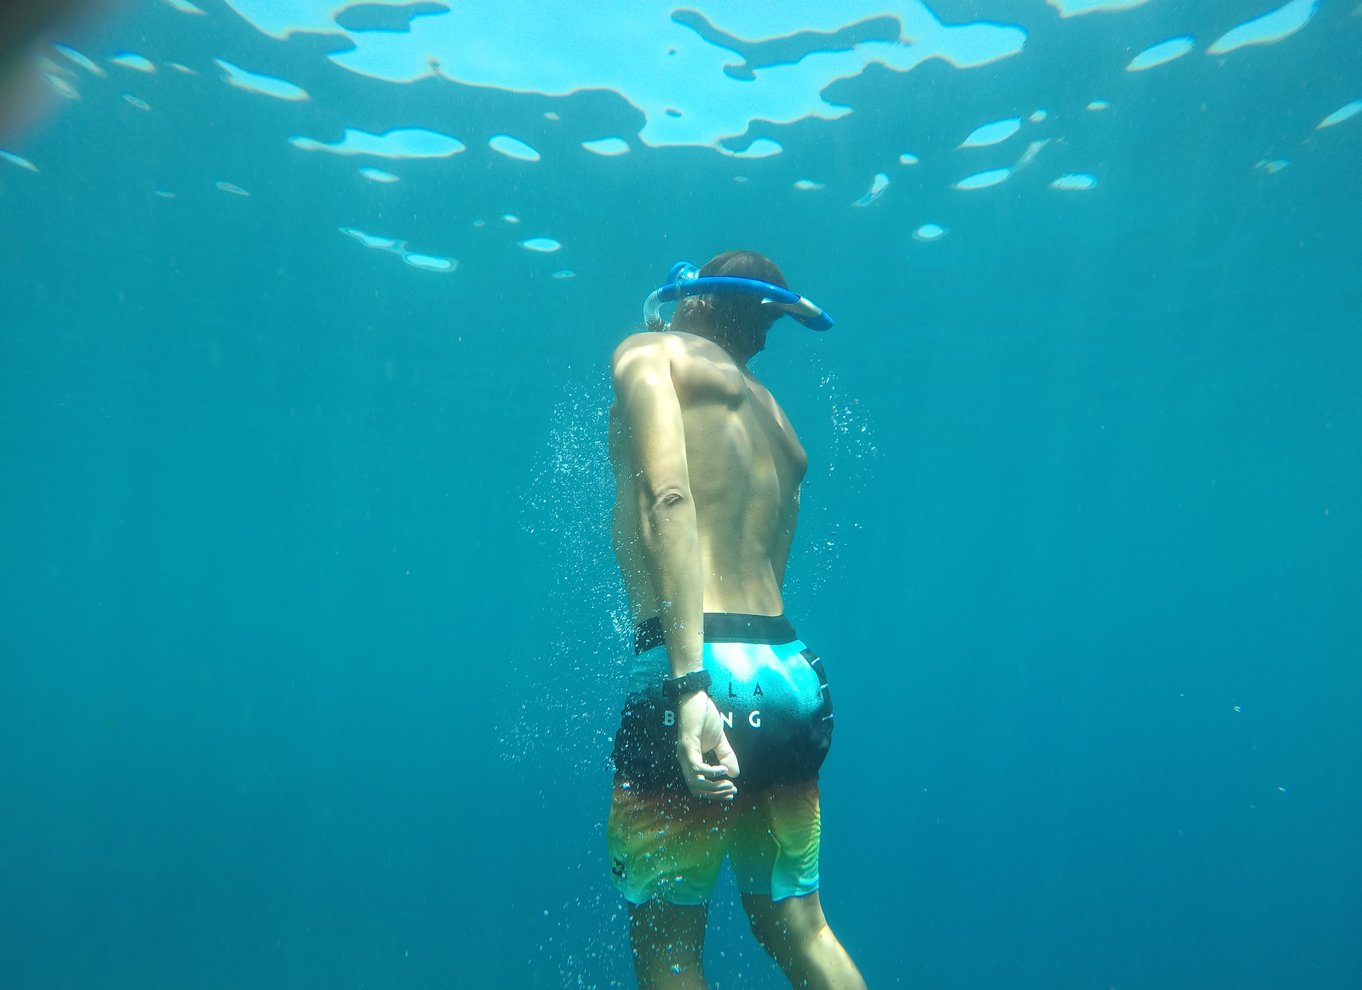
left=643, top=261, right=834, bottom=332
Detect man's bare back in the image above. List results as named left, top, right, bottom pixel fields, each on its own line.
left=609, top=330, right=808, bottom=624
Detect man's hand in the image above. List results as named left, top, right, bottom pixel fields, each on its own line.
left=675, top=690, right=741, bottom=801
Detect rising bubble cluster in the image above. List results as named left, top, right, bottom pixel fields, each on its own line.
left=784, top=364, right=879, bottom=605
left=507, top=379, right=630, bottom=774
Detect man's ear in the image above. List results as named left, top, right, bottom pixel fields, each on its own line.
left=675, top=296, right=710, bottom=326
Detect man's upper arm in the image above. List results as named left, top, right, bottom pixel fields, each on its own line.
left=611, top=335, right=690, bottom=504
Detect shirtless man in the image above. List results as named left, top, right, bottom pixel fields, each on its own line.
left=606, top=251, right=866, bottom=990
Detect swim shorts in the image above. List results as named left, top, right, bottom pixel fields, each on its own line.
left=607, top=613, right=834, bottom=905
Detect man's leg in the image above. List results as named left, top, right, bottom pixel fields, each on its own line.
left=742, top=891, right=866, bottom=990
left=629, top=900, right=710, bottom=990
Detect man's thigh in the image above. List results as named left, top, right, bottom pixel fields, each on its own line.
left=729, top=780, right=821, bottom=901
left=607, top=776, right=730, bottom=905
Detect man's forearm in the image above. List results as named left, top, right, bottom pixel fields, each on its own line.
left=640, top=490, right=705, bottom=677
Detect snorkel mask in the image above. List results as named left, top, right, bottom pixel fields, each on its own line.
left=643, top=261, right=834, bottom=333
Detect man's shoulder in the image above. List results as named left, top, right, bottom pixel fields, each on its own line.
left=611, top=333, right=675, bottom=392
left=612, top=332, right=743, bottom=408
left=612, top=330, right=671, bottom=364
left=611, top=331, right=721, bottom=375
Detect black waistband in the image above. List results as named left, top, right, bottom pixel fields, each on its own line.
left=634, top=613, right=798, bottom=654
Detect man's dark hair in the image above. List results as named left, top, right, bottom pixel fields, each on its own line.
left=698, top=250, right=788, bottom=341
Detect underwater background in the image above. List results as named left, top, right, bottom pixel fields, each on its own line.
left=2, top=1, right=1360, bottom=987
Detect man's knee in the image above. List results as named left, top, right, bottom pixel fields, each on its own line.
left=747, top=910, right=782, bottom=957
left=631, top=933, right=706, bottom=988
left=744, top=893, right=831, bottom=961
left=632, top=931, right=705, bottom=966
left=629, top=899, right=708, bottom=981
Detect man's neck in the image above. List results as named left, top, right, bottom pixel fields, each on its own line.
left=670, top=323, right=753, bottom=367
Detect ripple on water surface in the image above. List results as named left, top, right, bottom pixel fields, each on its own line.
left=490, top=134, right=541, bottom=161
left=292, top=127, right=465, bottom=158
left=215, top=59, right=310, bottom=101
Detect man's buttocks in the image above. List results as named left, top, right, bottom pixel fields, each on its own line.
left=613, top=613, right=835, bottom=794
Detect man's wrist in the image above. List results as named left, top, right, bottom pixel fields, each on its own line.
left=662, top=669, right=712, bottom=702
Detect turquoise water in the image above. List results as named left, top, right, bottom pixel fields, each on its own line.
left=2, top=1, right=1360, bottom=987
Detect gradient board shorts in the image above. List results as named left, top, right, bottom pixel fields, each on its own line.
left=607, top=613, right=834, bottom=905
